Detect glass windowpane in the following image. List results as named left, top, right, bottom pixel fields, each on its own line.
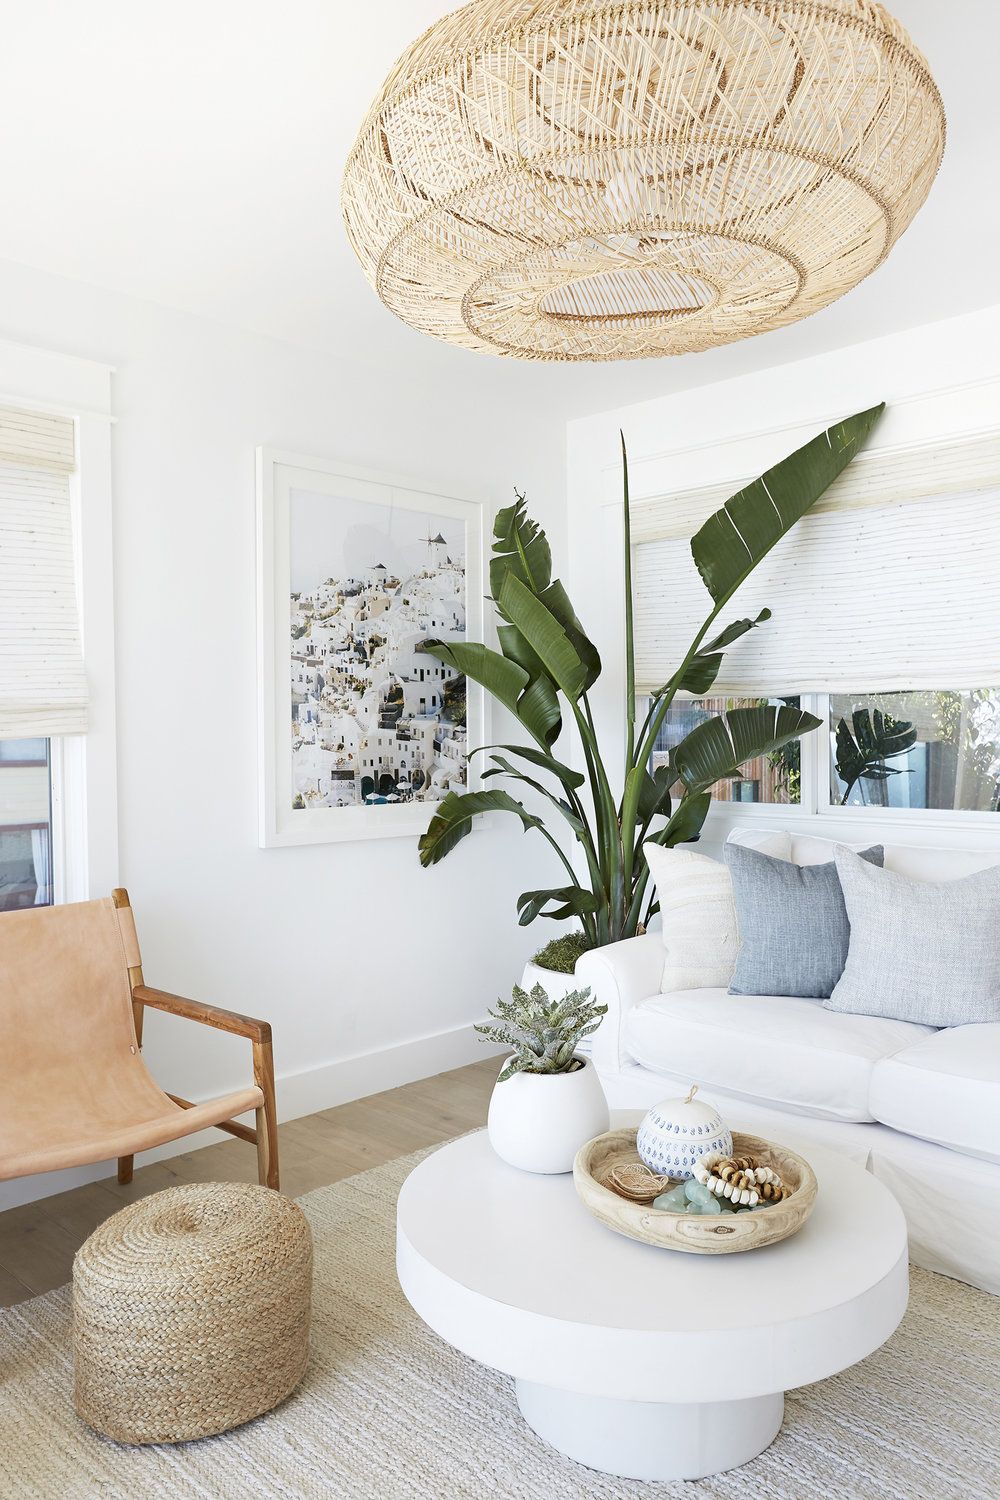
left=649, top=696, right=802, bottom=805
left=830, top=691, right=1000, bottom=812
left=0, top=738, right=53, bottom=910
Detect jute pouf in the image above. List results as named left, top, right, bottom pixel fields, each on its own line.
left=72, top=1181, right=312, bottom=1444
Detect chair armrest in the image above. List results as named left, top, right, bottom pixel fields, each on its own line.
left=132, top=985, right=271, bottom=1044
left=576, top=933, right=664, bottom=1074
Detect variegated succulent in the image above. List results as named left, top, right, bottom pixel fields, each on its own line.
left=476, top=982, right=607, bottom=1082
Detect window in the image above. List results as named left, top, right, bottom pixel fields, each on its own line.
left=830, top=690, right=1000, bottom=813
left=628, top=424, right=1000, bottom=829
left=649, top=696, right=802, bottom=805
left=642, top=687, right=1000, bottom=822
left=0, top=341, right=116, bottom=904
left=0, top=738, right=52, bottom=909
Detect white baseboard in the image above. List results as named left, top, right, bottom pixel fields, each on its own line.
left=274, top=1020, right=500, bottom=1121
left=0, top=1021, right=499, bottom=1213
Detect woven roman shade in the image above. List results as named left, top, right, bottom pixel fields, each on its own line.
left=0, top=406, right=87, bottom=738
left=633, top=432, right=1000, bottom=696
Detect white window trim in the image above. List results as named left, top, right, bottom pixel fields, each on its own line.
left=0, top=339, right=117, bottom=901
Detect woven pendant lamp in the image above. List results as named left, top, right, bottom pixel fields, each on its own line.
left=342, top=1, right=944, bottom=362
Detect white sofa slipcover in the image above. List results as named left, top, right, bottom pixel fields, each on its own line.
left=626, top=990, right=933, bottom=1123
left=870, top=1024, right=1000, bottom=1167
left=576, top=831, right=1000, bottom=1295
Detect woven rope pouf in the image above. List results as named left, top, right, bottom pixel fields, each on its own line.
left=73, top=1182, right=312, bottom=1445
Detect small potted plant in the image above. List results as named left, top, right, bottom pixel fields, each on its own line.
left=476, top=982, right=609, bottom=1174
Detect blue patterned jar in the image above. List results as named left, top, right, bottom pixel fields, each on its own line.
left=636, top=1084, right=732, bottom=1180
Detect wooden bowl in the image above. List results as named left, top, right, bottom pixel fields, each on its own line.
left=574, top=1129, right=817, bottom=1255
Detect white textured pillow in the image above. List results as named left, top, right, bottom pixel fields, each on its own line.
left=644, top=832, right=792, bottom=993
left=828, top=848, right=1000, bottom=1025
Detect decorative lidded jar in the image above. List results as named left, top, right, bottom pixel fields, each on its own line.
left=636, top=1084, right=732, bottom=1180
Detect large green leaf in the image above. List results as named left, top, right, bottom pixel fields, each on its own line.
left=644, top=790, right=712, bottom=849
left=672, top=704, right=822, bottom=794
left=497, top=624, right=563, bottom=746
left=474, top=742, right=585, bottom=791
left=515, top=676, right=563, bottom=749
left=481, top=757, right=587, bottom=838
left=661, top=791, right=712, bottom=846
left=418, top=790, right=542, bottom=867
left=497, top=574, right=588, bottom=701
left=675, top=610, right=772, bottom=695
left=537, top=579, right=601, bottom=691
left=426, top=637, right=557, bottom=747
left=702, top=612, right=772, bottom=654
left=497, top=622, right=546, bottom=679
left=490, top=492, right=551, bottom=600
left=691, top=405, right=884, bottom=606
left=636, top=764, right=673, bottom=823
left=516, top=886, right=601, bottom=927
left=423, top=641, right=525, bottom=715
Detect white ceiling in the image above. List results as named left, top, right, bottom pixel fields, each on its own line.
left=0, top=1, right=996, bottom=419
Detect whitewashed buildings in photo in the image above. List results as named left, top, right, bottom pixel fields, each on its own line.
left=289, top=537, right=468, bottom=809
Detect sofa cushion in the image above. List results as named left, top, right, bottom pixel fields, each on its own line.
left=870, top=1025, right=1000, bottom=1166
left=828, top=849, right=1000, bottom=1025
left=624, top=989, right=934, bottom=1123
left=724, top=841, right=883, bottom=999
left=645, top=832, right=791, bottom=994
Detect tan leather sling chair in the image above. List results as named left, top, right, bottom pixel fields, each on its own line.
left=0, top=889, right=278, bottom=1190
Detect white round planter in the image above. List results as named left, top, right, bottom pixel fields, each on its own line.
left=520, top=960, right=580, bottom=1003
left=487, top=1056, right=610, bottom=1174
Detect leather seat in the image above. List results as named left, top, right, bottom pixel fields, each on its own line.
left=0, top=896, right=265, bottom=1181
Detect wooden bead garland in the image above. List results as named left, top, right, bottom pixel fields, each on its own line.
left=693, top=1152, right=789, bottom=1207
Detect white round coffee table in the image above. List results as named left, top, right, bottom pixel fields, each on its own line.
left=397, top=1130, right=908, bottom=1482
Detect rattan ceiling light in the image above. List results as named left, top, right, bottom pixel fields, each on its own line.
left=342, top=1, right=945, bottom=362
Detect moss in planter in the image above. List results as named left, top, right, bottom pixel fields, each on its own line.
left=530, top=931, right=592, bottom=975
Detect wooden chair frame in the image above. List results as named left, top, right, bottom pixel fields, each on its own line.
left=112, top=890, right=279, bottom=1191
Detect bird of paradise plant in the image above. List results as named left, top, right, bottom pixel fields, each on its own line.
left=418, top=404, right=885, bottom=951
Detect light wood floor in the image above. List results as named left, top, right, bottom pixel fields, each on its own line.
left=0, top=1057, right=498, bottom=1308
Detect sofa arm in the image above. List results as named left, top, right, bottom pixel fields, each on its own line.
left=576, top=933, right=664, bottom=1074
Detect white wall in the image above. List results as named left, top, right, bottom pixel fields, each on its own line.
left=566, top=304, right=1000, bottom=859
left=0, top=259, right=568, bottom=1207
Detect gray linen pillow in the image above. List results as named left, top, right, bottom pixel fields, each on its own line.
left=827, top=848, right=1000, bottom=1025
left=724, top=842, right=884, bottom=999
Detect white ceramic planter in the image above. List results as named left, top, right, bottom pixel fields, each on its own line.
left=487, top=1056, right=610, bottom=1174
left=520, top=960, right=580, bottom=1003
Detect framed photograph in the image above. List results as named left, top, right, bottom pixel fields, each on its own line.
left=256, top=449, right=483, bottom=847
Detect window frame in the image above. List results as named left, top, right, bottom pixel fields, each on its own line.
left=0, top=340, right=117, bottom=904
left=641, top=690, right=1000, bottom=846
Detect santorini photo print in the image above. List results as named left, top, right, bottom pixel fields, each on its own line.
left=257, top=450, right=483, bottom=847
left=289, top=487, right=468, bottom=812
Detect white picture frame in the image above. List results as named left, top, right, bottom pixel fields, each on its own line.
left=256, top=448, right=484, bottom=847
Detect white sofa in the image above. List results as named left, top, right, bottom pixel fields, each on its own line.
left=576, top=831, right=1000, bottom=1295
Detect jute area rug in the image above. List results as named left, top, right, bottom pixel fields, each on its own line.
left=1, top=1146, right=998, bottom=1500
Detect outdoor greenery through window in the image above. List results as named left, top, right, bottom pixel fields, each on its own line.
left=650, top=697, right=803, bottom=805
left=0, top=739, right=53, bottom=911
left=830, top=691, right=1000, bottom=812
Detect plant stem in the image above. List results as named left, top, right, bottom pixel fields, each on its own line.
left=622, top=432, right=636, bottom=776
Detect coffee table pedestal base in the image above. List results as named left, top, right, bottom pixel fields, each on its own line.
left=515, top=1380, right=784, bottom=1481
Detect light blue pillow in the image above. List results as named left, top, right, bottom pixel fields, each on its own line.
left=724, top=842, right=884, bottom=999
